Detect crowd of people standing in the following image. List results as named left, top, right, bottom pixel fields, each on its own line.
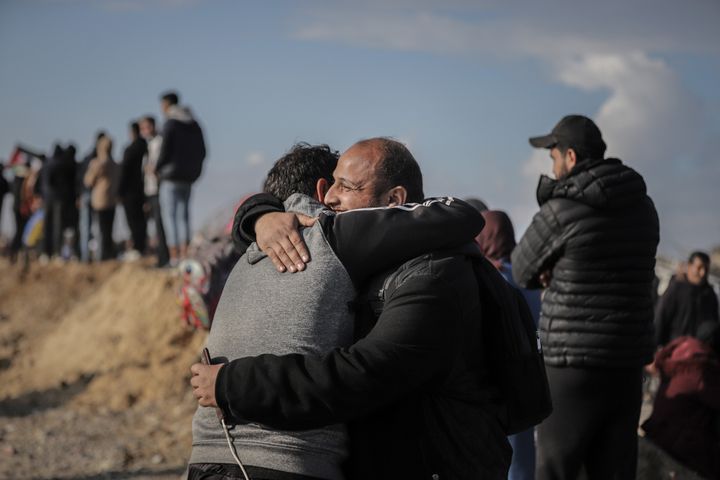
left=0, top=90, right=206, bottom=267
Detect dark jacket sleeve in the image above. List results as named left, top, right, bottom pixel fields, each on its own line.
left=511, top=201, right=564, bottom=289
left=215, top=271, right=462, bottom=429
left=320, top=197, right=484, bottom=285
left=230, top=193, right=286, bottom=252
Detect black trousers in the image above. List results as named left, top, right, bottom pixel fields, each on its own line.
left=122, top=194, right=147, bottom=253
left=96, top=207, right=115, bottom=260
left=147, top=194, right=169, bottom=266
left=42, top=199, right=77, bottom=257
left=42, top=199, right=59, bottom=256
left=11, top=208, right=27, bottom=254
left=536, top=365, right=643, bottom=480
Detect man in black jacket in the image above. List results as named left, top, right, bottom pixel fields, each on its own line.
left=511, top=115, right=660, bottom=480
left=41, top=144, right=77, bottom=258
left=156, top=91, right=206, bottom=264
left=191, top=138, right=511, bottom=479
left=655, top=251, right=719, bottom=346
left=118, top=122, right=148, bottom=255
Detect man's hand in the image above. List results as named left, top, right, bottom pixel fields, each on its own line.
left=539, top=270, right=552, bottom=288
left=190, top=362, right=223, bottom=408
left=255, top=212, right=316, bottom=273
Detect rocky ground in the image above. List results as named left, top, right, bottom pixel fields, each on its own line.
left=0, top=258, right=709, bottom=479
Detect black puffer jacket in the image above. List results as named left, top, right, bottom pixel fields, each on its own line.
left=512, top=158, right=659, bottom=368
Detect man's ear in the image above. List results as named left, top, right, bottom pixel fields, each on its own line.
left=566, top=148, right=578, bottom=171
left=386, top=186, right=408, bottom=207
left=315, top=178, right=330, bottom=203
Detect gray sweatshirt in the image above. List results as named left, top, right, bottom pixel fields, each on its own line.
left=190, top=194, right=355, bottom=480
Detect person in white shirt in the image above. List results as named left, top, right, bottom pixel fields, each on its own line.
left=140, top=115, right=170, bottom=267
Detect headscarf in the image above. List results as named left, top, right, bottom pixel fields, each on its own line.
left=475, top=210, right=516, bottom=266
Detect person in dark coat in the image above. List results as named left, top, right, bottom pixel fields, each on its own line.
left=642, top=321, right=720, bottom=480
left=156, top=91, right=206, bottom=264
left=476, top=210, right=541, bottom=480
left=118, top=121, right=148, bottom=255
left=512, top=115, right=660, bottom=480
left=655, top=251, right=719, bottom=347
left=41, top=144, right=76, bottom=258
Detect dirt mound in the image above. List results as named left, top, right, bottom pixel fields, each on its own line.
left=0, top=259, right=207, bottom=479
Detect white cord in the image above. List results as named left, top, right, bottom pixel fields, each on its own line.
left=221, top=418, right=252, bottom=480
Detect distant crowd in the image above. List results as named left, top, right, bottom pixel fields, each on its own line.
left=0, top=91, right=205, bottom=268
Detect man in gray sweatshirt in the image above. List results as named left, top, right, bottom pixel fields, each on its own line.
left=188, top=143, right=483, bottom=480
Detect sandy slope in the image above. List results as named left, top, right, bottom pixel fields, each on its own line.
left=0, top=259, right=206, bottom=479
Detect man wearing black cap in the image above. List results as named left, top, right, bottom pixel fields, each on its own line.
left=511, top=115, right=660, bottom=480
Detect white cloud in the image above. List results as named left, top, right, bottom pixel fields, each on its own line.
left=245, top=151, right=266, bottom=167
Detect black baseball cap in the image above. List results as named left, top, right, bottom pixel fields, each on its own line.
left=529, top=115, right=606, bottom=157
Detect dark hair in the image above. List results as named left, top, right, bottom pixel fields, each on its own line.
left=263, top=143, right=339, bottom=201
left=359, top=137, right=424, bottom=203
left=556, top=141, right=605, bottom=164
left=65, top=143, right=77, bottom=158
left=52, top=143, right=64, bottom=157
left=160, top=91, right=179, bottom=105
left=95, top=130, right=107, bottom=141
left=130, top=122, right=140, bottom=137
left=141, top=115, right=156, bottom=127
left=689, top=251, right=710, bottom=265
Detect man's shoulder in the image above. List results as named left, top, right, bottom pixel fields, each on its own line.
left=383, top=251, right=475, bottom=296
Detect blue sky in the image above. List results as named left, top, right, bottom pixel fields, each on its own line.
left=1, top=0, right=719, bottom=257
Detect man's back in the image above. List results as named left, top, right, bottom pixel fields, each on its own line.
left=346, top=251, right=510, bottom=479
left=157, top=106, right=205, bottom=183
left=190, top=194, right=354, bottom=480
left=512, top=158, right=660, bottom=368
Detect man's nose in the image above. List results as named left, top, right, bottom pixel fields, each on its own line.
left=324, top=185, right=339, bottom=207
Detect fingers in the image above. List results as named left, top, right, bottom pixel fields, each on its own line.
left=264, top=247, right=287, bottom=273
left=255, top=212, right=313, bottom=273
left=278, top=235, right=306, bottom=272
left=288, top=227, right=311, bottom=264
left=190, top=363, right=214, bottom=407
left=296, top=214, right=317, bottom=228
left=190, top=363, right=204, bottom=375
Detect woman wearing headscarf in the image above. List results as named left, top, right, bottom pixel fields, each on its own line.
left=476, top=210, right=542, bottom=480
